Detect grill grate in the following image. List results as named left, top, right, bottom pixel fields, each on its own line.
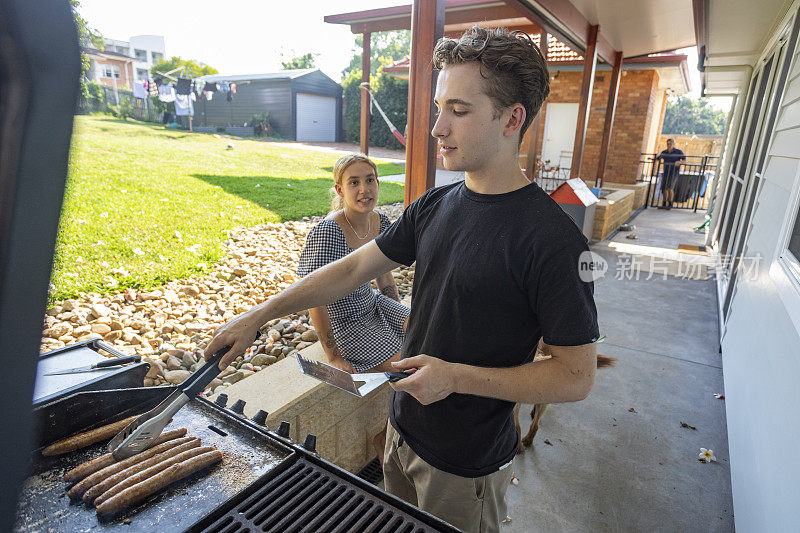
left=193, top=456, right=445, bottom=533
left=357, top=457, right=384, bottom=485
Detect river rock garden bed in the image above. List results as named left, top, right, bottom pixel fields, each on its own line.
left=40, top=203, right=414, bottom=393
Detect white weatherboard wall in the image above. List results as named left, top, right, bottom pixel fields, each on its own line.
left=296, top=93, right=336, bottom=142
left=721, top=7, right=800, bottom=531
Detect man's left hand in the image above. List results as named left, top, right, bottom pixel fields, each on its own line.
left=389, top=355, right=459, bottom=405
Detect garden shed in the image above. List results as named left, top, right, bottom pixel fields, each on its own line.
left=196, top=68, right=342, bottom=142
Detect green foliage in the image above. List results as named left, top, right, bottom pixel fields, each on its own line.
left=108, top=98, right=134, bottom=120
left=662, top=96, right=727, bottom=135
left=152, top=56, right=218, bottom=79
left=250, top=113, right=271, bottom=136
left=343, top=70, right=408, bottom=150
left=343, top=31, right=411, bottom=78
left=71, top=0, right=103, bottom=98
left=77, top=81, right=106, bottom=114
left=281, top=53, right=318, bottom=70
left=52, top=116, right=405, bottom=301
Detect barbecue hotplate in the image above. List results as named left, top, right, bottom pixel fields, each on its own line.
left=15, top=388, right=289, bottom=532
left=15, top=386, right=460, bottom=533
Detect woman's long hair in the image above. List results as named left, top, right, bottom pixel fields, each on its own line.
left=330, top=154, right=379, bottom=212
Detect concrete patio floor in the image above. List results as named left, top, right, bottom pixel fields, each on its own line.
left=503, top=207, right=733, bottom=532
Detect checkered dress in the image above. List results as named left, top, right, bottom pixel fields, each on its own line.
left=297, top=213, right=410, bottom=371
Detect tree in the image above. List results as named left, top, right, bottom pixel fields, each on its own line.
left=151, top=56, right=218, bottom=79
left=281, top=53, right=318, bottom=70
left=662, top=96, right=727, bottom=135
left=71, top=0, right=103, bottom=96
left=342, top=30, right=411, bottom=78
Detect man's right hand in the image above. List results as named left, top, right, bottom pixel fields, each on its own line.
left=204, top=312, right=262, bottom=370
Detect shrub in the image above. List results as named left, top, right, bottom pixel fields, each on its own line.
left=108, top=98, right=134, bottom=120
left=342, top=70, right=408, bottom=150
left=250, top=112, right=271, bottom=136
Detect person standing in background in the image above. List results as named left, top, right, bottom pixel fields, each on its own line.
left=657, top=138, right=686, bottom=209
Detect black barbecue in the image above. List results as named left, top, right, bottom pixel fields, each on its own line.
left=14, top=355, right=460, bottom=533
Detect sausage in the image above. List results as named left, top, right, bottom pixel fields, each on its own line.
left=96, top=450, right=223, bottom=516
left=64, top=428, right=188, bottom=483
left=82, top=438, right=201, bottom=503
left=92, top=446, right=215, bottom=507
left=67, top=435, right=193, bottom=499
left=42, top=416, right=138, bottom=456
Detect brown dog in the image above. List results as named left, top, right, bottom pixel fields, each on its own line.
left=514, top=343, right=616, bottom=452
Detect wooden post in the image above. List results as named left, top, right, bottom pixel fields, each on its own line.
left=525, top=32, right=548, bottom=180
left=404, top=0, right=445, bottom=206
left=570, top=24, right=598, bottom=179
left=595, top=50, right=623, bottom=187
left=360, top=33, right=371, bottom=155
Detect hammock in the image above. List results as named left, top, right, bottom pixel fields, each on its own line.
left=360, top=83, right=407, bottom=147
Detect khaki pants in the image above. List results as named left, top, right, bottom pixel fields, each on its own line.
left=383, top=421, right=513, bottom=533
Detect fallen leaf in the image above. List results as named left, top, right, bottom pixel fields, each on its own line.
left=543, top=439, right=553, bottom=446
left=680, top=422, right=697, bottom=430
left=628, top=408, right=636, bottom=413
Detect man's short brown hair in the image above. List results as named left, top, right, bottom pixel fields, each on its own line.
left=432, top=27, right=549, bottom=144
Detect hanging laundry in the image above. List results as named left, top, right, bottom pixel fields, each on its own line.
left=219, top=81, right=230, bottom=92
left=203, top=91, right=213, bottom=101
left=226, top=90, right=233, bottom=102
left=203, top=81, right=217, bottom=92
left=133, top=81, right=147, bottom=99
left=158, top=84, right=175, bottom=103
left=174, top=93, right=194, bottom=116
left=230, top=83, right=236, bottom=94
left=148, top=79, right=158, bottom=97
left=176, top=77, right=191, bottom=95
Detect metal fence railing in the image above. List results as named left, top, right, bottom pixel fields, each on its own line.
left=639, top=153, right=719, bottom=211
left=529, top=156, right=571, bottom=193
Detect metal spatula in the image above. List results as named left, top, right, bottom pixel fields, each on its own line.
left=296, top=353, right=410, bottom=398
left=108, top=332, right=260, bottom=460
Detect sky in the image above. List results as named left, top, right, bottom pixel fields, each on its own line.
left=78, top=0, right=731, bottom=111
left=77, top=0, right=401, bottom=82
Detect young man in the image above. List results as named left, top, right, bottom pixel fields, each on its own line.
left=205, top=27, right=599, bottom=533
left=656, top=138, right=686, bottom=209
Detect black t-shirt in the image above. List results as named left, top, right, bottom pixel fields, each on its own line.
left=658, top=148, right=685, bottom=167
left=375, top=181, right=600, bottom=477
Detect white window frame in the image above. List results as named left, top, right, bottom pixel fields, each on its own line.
left=769, top=9, right=800, bottom=334
left=771, top=163, right=800, bottom=334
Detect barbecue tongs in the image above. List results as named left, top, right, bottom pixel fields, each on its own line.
left=108, top=332, right=260, bottom=460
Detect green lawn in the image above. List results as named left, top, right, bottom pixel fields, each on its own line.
left=51, top=116, right=405, bottom=302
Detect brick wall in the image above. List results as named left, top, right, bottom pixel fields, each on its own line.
left=523, top=69, right=661, bottom=185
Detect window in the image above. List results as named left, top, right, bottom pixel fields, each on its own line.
left=151, top=52, right=163, bottom=64
left=790, top=207, right=800, bottom=261
left=102, top=65, right=120, bottom=79
left=115, top=46, right=129, bottom=56
left=134, top=49, right=147, bottom=61
left=136, top=68, right=149, bottom=81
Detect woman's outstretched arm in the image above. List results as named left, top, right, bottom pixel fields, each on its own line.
left=308, top=306, right=354, bottom=373
left=375, top=271, right=401, bottom=302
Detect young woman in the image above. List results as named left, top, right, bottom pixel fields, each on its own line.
left=297, top=154, right=410, bottom=462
